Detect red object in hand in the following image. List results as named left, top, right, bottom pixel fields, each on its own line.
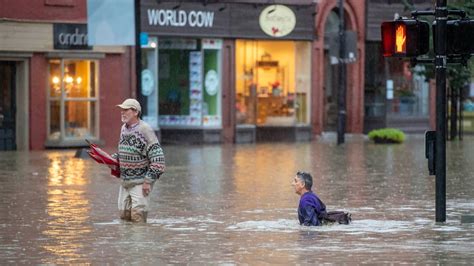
left=111, top=169, right=120, bottom=178
left=86, top=140, right=120, bottom=178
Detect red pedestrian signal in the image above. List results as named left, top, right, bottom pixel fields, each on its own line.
left=395, top=24, right=406, bottom=53
left=381, top=19, right=430, bottom=57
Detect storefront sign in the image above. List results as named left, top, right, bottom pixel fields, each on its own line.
left=259, top=5, right=296, bottom=37
left=141, top=1, right=315, bottom=40
left=147, top=9, right=214, bottom=28
left=142, top=1, right=228, bottom=38
left=53, top=24, right=91, bottom=50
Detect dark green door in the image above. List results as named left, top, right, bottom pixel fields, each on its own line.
left=0, top=61, right=16, bottom=151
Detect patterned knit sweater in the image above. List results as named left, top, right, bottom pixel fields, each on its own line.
left=113, top=120, right=165, bottom=188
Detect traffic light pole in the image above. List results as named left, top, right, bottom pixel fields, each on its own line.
left=434, top=0, right=447, bottom=223
left=337, top=0, right=346, bottom=145
left=381, top=1, right=469, bottom=223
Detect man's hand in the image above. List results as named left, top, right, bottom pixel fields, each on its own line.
left=142, top=182, right=151, bottom=196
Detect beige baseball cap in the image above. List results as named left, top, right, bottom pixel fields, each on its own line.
left=116, top=98, right=141, bottom=113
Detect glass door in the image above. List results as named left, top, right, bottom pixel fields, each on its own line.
left=0, top=61, right=16, bottom=150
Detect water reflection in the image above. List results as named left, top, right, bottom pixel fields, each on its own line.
left=232, top=144, right=304, bottom=211
left=187, top=146, right=223, bottom=195
left=42, top=152, right=91, bottom=262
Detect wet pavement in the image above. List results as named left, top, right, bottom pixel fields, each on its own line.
left=1, top=135, right=473, bottom=264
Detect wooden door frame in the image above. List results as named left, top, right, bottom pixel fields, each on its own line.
left=222, top=39, right=236, bottom=143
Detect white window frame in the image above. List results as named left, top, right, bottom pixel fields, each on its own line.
left=45, top=58, right=100, bottom=147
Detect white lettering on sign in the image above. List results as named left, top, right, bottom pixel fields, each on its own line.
left=147, top=9, right=214, bottom=28
left=58, top=28, right=88, bottom=46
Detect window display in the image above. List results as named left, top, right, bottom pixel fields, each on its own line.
left=364, top=42, right=432, bottom=135
left=47, top=59, right=98, bottom=142
left=461, top=81, right=474, bottom=133
left=202, top=39, right=222, bottom=126
left=381, top=61, right=429, bottom=117
left=235, top=40, right=311, bottom=126
left=158, top=38, right=222, bottom=127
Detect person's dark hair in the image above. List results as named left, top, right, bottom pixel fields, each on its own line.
left=296, top=171, right=313, bottom=190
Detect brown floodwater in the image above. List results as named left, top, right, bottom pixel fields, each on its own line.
left=1, top=135, right=473, bottom=264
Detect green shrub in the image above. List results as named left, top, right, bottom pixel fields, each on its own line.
left=368, top=128, right=406, bottom=143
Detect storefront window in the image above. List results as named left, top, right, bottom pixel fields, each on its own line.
left=158, top=38, right=222, bottom=127
left=202, top=39, right=222, bottom=126
left=47, top=59, right=98, bottom=144
left=386, top=62, right=429, bottom=116
left=235, top=40, right=311, bottom=126
left=463, top=80, right=474, bottom=133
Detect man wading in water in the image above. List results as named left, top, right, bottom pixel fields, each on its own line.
left=113, top=98, right=165, bottom=223
left=292, top=171, right=351, bottom=226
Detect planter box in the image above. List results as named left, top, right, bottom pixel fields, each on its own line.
left=373, top=137, right=401, bottom=144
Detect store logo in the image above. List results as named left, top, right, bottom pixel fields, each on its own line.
left=58, top=28, right=88, bottom=46
left=259, top=5, right=296, bottom=37
left=147, top=9, right=214, bottom=28
left=53, top=24, right=91, bottom=50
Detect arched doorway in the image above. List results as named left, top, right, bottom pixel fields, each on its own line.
left=313, top=0, right=365, bottom=135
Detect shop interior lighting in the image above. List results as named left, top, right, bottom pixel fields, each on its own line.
left=52, top=75, right=83, bottom=94
left=52, top=76, right=60, bottom=85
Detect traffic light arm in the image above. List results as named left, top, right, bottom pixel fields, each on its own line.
left=411, top=10, right=435, bottom=17
left=411, top=9, right=466, bottom=19
left=411, top=55, right=470, bottom=66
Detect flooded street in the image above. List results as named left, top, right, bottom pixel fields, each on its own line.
left=1, top=135, right=473, bottom=264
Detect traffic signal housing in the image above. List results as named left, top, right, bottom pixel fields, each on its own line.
left=381, top=19, right=430, bottom=57
left=433, top=19, right=474, bottom=55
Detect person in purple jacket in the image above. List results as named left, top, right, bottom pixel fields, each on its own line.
left=292, top=171, right=327, bottom=226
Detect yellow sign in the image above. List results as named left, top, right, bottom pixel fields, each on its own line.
left=259, top=5, right=296, bottom=37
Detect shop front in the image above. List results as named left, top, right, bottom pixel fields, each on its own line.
left=141, top=0, right=316, bottom=143
left=0, top=20, right=130, bottom=150
left=45, top=23, right=118, bottom=148
left=140, top=36, right=224, bottom=143
left=235, top=40, right=312, bottom=142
